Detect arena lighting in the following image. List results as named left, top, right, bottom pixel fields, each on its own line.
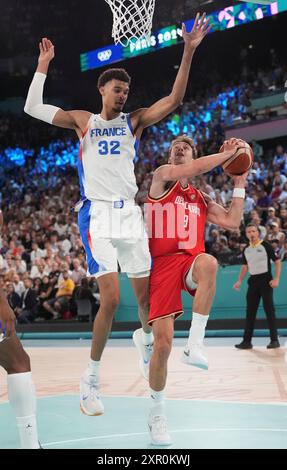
left=80, top=0, right=287, bottom=71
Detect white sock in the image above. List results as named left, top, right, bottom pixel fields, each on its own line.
left=188, top=312, right=209, bottom=348
left=142, top=330, right=154, bottom=346
left=87, top=359, right=100, bottom=380
left=150, top=388, right=165, bottom=416
left=7, top=372, right=39, bottom=449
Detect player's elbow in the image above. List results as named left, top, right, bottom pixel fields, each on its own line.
left=220, top=219, right=240, bottom=230
left=24, top=103, right=31, bottom=115
left=168, top=94, right=182, bottom=110
left=24, top=102, right=37, bottom=117
left=154, top=166, right=172, bottom=182
left=227, top=221, right=240, bottom=230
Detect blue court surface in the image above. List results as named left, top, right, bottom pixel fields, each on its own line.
left=1, top=394, right=287, bottom=449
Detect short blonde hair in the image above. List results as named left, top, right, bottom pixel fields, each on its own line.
left=168, top=135, right=197, bottom=158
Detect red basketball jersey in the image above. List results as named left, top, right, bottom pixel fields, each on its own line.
left=146, top=181, right=207, bottom=258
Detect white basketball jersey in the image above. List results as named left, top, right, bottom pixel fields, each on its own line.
left=78, top=113, right=139, bottom=202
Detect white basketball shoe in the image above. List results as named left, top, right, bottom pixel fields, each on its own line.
left=181, top=344, right=209, bottom=370
left=133, top=328, right=153, bottom=380
left=80, top=372, right=104, bottom=416
left=148, top=413, right=172, bottom=446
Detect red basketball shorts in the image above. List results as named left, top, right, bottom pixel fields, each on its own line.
left=148, top=252, right=204, bottom=325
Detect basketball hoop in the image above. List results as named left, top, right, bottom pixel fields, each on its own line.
left=105, top=0, right=156, bottom=47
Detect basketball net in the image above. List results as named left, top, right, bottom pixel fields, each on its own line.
left=105, top=0, right=155, bottom=46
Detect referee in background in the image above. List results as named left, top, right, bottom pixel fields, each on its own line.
left=233, top=223, right=282, bottom=349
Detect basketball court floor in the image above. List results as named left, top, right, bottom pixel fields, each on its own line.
left=1, top=337, right=287, bottom=449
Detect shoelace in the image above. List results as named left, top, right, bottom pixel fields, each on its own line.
left=86, top=375, right=100, bottom=401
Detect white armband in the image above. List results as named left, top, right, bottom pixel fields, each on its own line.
left=24, top=72, right=60, bottom=124
left=233, top=188, right=245, bottom=199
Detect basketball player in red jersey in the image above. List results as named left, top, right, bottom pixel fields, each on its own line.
left=146, top=136, right=248, bottom=445
left=0, top=210, right=41, bottom=449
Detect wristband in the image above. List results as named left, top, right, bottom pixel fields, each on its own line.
left=233, top=188, right=245, bottom=199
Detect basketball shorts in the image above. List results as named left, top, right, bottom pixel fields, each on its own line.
left=78, top=199, right=151, bottom=279
left=148, top=252, right=204, bottom=325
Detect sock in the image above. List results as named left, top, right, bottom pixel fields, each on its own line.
left=7, top=372, right=40, bottom=449
left=87, top=359, right=100, bottom=381
left=188, top=312, right=209, bottom=348
left=150, top=388, right=165, bottom=416
left=142, top=330, right=154, bottom=346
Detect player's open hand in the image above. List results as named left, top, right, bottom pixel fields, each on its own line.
left=182, top=12, right=212, bottom=50
left=38, top=38, right=55, bottom=63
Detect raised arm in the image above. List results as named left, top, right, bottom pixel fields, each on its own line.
left=131, top=13, right=212, bottom=134
left=205, top=173, right=248, bottom=230
left=24, top=38, right=91, bottom=137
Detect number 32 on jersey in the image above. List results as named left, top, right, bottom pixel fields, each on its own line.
left=98, top=140, right=120, bottom=155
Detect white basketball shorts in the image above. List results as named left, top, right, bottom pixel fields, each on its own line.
left=77, top=199, right=151, bottom=279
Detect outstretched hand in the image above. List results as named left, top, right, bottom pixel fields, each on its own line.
left=38, top=38, right=55, bottom=63
left=182, top=12, right=212, bottom=50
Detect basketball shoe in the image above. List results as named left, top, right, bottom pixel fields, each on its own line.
left=181, top=343, right=208, bottom=370
left=133, top=328, right=153, bottom=380
left=80, top=371, right=104, bottom=416
left=148, top=413, right=172, bottom=446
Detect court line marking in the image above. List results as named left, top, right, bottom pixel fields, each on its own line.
left=1, top=393, right=287, bottom=407
left=42, top=428, right=287, bottom=447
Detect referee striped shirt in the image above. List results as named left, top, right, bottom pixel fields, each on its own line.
left=242, top=240, right=278, bottom=279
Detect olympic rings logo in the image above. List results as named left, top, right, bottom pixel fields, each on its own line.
left=97, top=50, right=112, bottom=62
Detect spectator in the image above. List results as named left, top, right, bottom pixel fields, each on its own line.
left=37, top=275, right=54, bottom=319
left=279, top=206, right=287, bottom=230
left=6, top=283, right=21, bottom=311
left=12, top=273, right=25, bottom=297
left=278, top=182, right=287, bottom=203
left=16, top=278, right=39, bottom=324
left=70, top=259, right=86, bottom=285
left=42, top=270, right=75, bottom=319
left=30, top=242, right=45, bottom=263
left=266, top=222, right=285, bottom=247
left=266, top=207, right=280, bottom=227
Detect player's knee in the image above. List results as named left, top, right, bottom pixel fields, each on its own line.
left=197, top=255, right=218, bottom=282
left=137, top=292, right=149, bottom=312
left=154, top=336, right=172, bottom=360
left=7, top=350, right=31, bottom=374
left=207, top=256, right=218, bottom=279
left=101, top=293, right=120, bottom=314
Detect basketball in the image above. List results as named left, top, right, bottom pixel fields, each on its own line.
left=220, top=139, right=254, bottom=176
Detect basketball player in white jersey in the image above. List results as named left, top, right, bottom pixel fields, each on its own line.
left=24, top=13, right=212, bottom=416
left=0, top=210, right=41, bottom=449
